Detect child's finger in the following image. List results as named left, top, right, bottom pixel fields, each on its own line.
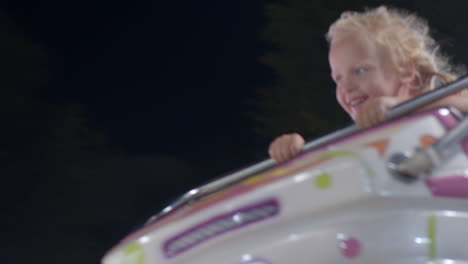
left=268, top=140, right=280, bottom=162
left=290, top=133, right=305, bottom=156
left=269, top=136, right=287, bottom=162
left=288, top=141, right=300, bottom=159
left=276, top=147, right=286, bottom=163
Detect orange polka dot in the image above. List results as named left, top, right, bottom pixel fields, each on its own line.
left=419, top=134, right=437, bottom=147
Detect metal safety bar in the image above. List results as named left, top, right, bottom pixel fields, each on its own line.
left=145, top=74, right=468, bottom=225
left=388, top=112, right=468, bottom=180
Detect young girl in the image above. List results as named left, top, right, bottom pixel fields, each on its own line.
left=269, top=5, right=468, bottom=163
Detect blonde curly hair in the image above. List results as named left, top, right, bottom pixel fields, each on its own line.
left=326, top=6, right=460, bottom=91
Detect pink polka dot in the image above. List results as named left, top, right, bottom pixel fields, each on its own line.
left=339, top=237, right=361, bottom=258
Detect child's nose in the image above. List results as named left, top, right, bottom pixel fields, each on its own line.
left=341, top=78, right=357, bottom=92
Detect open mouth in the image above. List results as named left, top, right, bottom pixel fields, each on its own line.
left=347, top=96, right=368, bottom=116
left=349, top=96, right=367, bottom=107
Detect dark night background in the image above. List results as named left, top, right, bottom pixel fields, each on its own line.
left=2, top=0, right=468, bottom=263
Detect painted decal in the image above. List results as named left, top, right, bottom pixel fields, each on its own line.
left=435, top=108, right=458, bottom=129
left=314, top=172, right=332, bottom=189
left=163, top=199, right=279, bottom=258
left=122, top=243, right=144, bottom=264
left=337, top=234, right=362, bottom=258
left=427, top=215, right=436, bottom=260
left=460, top=134, right=468, bottom=155
left=425, top=176, right=468, bottom=199
left=366, top=139, right=389, bottom=157
left=419, top=134, right=437, bottom=148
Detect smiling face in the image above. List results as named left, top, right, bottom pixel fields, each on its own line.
left=329, top=31, right=409, bottom=120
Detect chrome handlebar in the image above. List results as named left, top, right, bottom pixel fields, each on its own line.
left=146, top=75, right=468, bottom=225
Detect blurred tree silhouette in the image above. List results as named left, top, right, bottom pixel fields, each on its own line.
left=253, top=0, right=351, bottom=141
left=412, top=1, right=468, bottom=70
left=0, top=11, right=131, bottom=264
left=0, top=12, right=196, bottom=261
left=0, top=11, right=50, bottom=210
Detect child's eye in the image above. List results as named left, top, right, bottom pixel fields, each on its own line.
left=356, top=68, right=367, bottom=75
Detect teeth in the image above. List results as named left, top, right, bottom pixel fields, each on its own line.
left=349, top=97, right=366, bottom=106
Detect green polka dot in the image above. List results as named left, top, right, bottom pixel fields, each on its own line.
left=427, top=215, right=436, bottom=260
left=315, top=172, right=331, bottom=189
left=122, top=243, right=144, bottom=264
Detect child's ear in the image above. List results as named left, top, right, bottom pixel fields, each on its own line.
left=399, top=62, right=420, bottom=95
left=399, top=61, right=417, bottom=85
left=400, top=70, right=416, bottom=84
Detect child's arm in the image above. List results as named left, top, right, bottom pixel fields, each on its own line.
left=419, top=93, right=468, bottom=114
left=355, top=92, right=468, bottom=129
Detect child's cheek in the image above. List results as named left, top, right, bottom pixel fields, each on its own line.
left=336, top=95, right=349, bottom=114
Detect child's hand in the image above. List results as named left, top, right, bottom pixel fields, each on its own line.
left=268, top=133, right=305, bottom=163
left=354, top=96, right=402, bottom=128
